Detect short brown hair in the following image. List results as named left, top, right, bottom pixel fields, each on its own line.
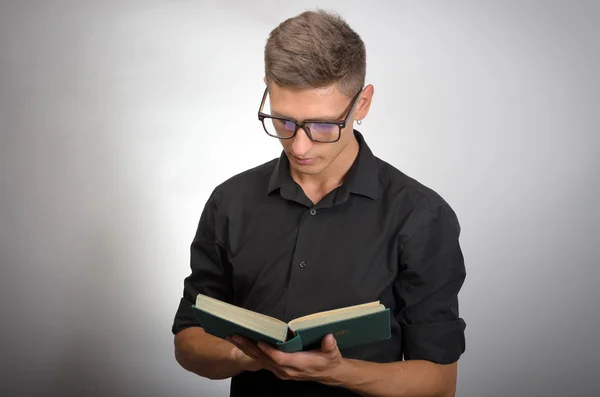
left=264, top=10, right=366, bottom=97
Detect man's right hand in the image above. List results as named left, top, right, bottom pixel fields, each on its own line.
left=174, top=327, right=262, bottom=380
left=228, top=338, right=263, bottom=372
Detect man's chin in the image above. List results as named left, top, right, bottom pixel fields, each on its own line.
left=289, top=162, right=324, bottom=175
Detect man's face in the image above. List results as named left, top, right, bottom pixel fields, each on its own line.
left=267, top=83, right=359, bottom=177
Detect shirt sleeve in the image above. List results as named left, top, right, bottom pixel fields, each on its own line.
left=395, top=204, right=467, bottom=364
left=171, top=187, right=233, bottom=335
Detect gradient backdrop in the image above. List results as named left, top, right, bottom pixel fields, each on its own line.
left=1, top=1, right=598, bottom=396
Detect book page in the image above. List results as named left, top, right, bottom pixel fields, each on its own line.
left=288, top=301, right=384, bottom=331
left=195, top=294, right=288, bottom=341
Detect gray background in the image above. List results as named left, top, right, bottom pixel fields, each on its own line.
left=1, top=1, right=598, bottom=396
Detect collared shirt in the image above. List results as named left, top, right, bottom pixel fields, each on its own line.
left=172, top=130, right=466, bottom=397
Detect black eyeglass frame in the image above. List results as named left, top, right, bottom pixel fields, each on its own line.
left=257, top=87, right=363, bottom=143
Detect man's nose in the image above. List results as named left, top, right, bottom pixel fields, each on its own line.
left=292, top=127, right=313, bottom=155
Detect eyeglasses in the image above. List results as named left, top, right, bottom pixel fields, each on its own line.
left=257, top=87, right=363, bottom=143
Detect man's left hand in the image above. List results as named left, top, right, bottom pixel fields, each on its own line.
left=226, top=334, right=344, bottom=384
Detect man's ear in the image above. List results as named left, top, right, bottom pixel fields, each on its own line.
left=263, top=76, right=267, bottom=85
left=356, top=84, right=374, bottom=121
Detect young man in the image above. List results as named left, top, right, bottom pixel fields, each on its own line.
left=172, top=10, right=466, bottom=397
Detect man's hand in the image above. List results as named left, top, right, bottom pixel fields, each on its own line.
left=228, top=334, right=458, bottom=396
left=228, top=341, right=263, bottom=372
left=227, top=334, right=344, bottom=384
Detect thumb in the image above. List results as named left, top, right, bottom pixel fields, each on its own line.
left=322, top=334, right=337, bottom=352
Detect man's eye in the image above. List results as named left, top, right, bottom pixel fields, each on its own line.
left=272, top=119, right=296, bottom=131
left=309, top=123, right=336, bottom=133
left=283, top=120, right=296, bottom=131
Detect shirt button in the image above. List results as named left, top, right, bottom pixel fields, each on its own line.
left=299, top=261, right=307, bottom=268
left=309, top=208, right=317, bottom=215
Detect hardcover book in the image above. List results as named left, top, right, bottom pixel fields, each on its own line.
left=192, top=293, right=391, bottom=353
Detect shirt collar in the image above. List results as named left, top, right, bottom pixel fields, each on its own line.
left=267, top=130, right=379, bottom=200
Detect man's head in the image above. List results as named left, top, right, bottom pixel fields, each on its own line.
left=262, top=10, right=374, bottom=177
left=265, top=9, right=366, bottom=97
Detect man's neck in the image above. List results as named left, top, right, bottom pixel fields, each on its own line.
left=291, top=136, right=360, bottom=203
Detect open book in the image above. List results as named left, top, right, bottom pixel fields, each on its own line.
left=192, top=294, right=391, bottom=352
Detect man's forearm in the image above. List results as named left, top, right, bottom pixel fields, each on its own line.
left=327, top=358, right=457, bottom=397
left=174, top=327, right=251, bottom=380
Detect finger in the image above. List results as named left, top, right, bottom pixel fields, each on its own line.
left=226, top=336, right=241, bottom=351
left=229, top=335, right=253, bottom=350
left=231, top=335, right=251, bottom=345
left=321, top=334, right=337, bottom=352
left=257, top=341, right=289, bottom=366
left=226, top=336, right=244, bottom=351
left=227, top=336, right=260, bottom=360
left=232, top=336, right=278, bottom=365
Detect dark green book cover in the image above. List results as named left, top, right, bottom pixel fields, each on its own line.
left=192, top=304, right=391, bottom=353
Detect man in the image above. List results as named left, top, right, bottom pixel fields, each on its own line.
left=172, top=10, right=466, bottom=397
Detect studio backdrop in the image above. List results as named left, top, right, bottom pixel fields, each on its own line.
left=0, top=1, right=598, bottom=396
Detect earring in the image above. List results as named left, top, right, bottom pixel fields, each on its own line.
left=357, top=119, right=362, bottom=125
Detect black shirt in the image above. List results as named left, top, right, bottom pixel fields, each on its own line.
left=172, top=130, right=466, bottom=397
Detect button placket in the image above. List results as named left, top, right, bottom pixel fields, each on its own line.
left=284, top=206, right=320, bottom=321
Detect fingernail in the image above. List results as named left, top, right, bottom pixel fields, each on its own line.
left=232, top=336, right=241, bottom=344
